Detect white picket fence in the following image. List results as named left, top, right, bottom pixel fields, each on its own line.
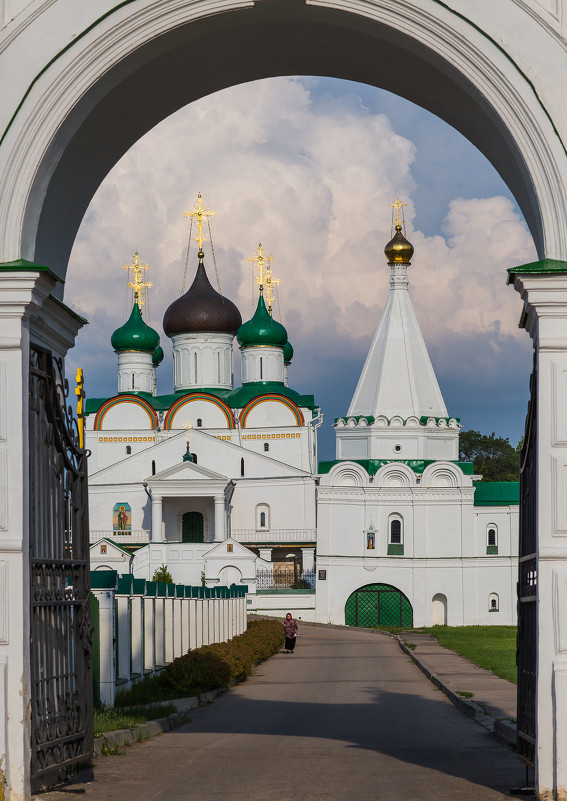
left=90, top=571, right=248, bottom=706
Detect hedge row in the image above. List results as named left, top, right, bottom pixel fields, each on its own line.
left=115, top=618, right=284, bottom=707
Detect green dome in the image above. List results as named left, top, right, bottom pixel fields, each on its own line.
left=283, top=340, right=294, bottom=363
left=111, top=303, right=160, bottom=353
left=152, top=345, right=164, bottom=366
left=237, top=293, right=287, bottom=349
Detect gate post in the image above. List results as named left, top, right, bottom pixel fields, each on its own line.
left=0, top=264, right=85, bottom=800
left=510, top=262, right=567, bottom=800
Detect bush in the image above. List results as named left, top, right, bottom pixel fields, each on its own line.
left=115, top=618, right=284, bottom=707
left=152, top=564, right=173, bottom=583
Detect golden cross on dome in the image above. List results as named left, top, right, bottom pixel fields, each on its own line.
left=123, top=251, right=152, bottom=309
left=185, top=193, right=216, bottom=251
left=389, top=197, right=407, bottom=228
left=249, top=243, right=280, bottom=314
left=182, top=420, right=193, bottom=445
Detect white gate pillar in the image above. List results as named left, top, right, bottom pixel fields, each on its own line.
left=0, top=266, right=84, bottom=801
left=511, top=264, right=567, bottom=800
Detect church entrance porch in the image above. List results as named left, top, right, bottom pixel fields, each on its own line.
left=345, top=583, right=413, bottom=628
left=182, top=511, right=205, bottom=543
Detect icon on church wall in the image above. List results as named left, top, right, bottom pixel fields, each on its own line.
left=366, top=529, right=375, bottom=550
left=113, top=502, right=132, bottom=532
left=227, top=543, right=233, bottom=552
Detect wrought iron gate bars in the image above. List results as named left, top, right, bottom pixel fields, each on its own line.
left=516, top=354, right=537, bottom=768
left=29, top=344, right=93, bottom=782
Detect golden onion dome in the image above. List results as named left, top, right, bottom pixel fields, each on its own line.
left=384, top=224, right=414, bottom=264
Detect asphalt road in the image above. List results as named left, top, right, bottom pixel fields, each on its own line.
left=44, top=624, right=525, bottom=801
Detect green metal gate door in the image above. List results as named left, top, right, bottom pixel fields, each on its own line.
left=345, top=583, right=413, bottom=627
left=182, top=511, right=204, bottom=543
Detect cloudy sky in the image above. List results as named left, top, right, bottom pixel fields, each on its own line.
left=66, top=76, right=537, bottom=460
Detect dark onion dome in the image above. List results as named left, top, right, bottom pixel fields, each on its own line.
left=384, top=224, right=414, bottom=264
left=111, top=302, right=160, bottom=352
left=163, top=253, right=242, bottom=337
left=283, top=340, right=294, bottom=363
left=152, top=345, right=164, bottom=366
left=237, top=292, right=287, bottom=348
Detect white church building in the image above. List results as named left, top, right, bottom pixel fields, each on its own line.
left=87, top=202, right=519, bottom=627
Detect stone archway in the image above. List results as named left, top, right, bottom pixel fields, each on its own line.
left=1, top=1, right=567, bottom=278
left=2, top=3, right=567, bottom=799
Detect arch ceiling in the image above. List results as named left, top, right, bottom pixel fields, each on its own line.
left=5, top=0, right=565, bottom=280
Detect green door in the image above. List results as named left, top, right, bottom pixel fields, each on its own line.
left=344, top=583, right=413, bottom=627
left=182, top=511, right=204, bottom=543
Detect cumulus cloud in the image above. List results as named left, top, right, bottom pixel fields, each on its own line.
left=66, top=77, right=537, bottom=456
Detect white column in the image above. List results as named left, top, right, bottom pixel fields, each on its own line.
left=512, top=270, right=567, bottom=799
left=151, top=495, right=164, bottom=542
left=302, top=548, right=315, bottom=572
left=93, top=589, right=116, bottom=708
left=130, top=596, right=143, bottom=677
left=214, top=495, right=226, bottom=541
left=259, top=548, right=272, bottom=562
left=116, top=595, right=131, bottom=682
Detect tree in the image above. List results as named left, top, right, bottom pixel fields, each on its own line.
left=152, top=564, right=173, bottom=584
left=459, top=429, right=520, bottom=482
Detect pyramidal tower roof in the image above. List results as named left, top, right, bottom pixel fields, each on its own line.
left=348, top=213, right=447, bottom=420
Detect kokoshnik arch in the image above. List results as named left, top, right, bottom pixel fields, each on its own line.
left=2, top=1, right=567, bottom=800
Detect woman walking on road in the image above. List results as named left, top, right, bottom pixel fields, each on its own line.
left=283, top=612, right=298, bottom=653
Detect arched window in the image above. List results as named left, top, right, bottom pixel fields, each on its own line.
left=388, top=515, right=404, bottom=555
left=197, top=418, right=202, bottom=427
left=489, top=593, right=499, bottom=612
left=256, top=504, right=270, bottom=531
left=132, top=373, right=135, bottom=389
left=487, top=525, right=498, bottom=554
left=240, top=458, right=245, bottom=477
left=217, top=351, right=221, bottom=383
left=264, top=442, right=269, bottom=452
left=151, top=460, right=156, bottom=475
left=260, top=356, right=263, bottom=380
left=194, top=352, right=198, bottom=383
left=125, top=445, right=131, bottom=455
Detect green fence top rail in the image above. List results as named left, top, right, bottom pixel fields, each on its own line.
left=116, top=574, right=133, bottom=594
left=90, top=570, right=118, bottom=590
left=473, top=481, right=520, bottom=505
left=92, top=573, right=248, bottom=598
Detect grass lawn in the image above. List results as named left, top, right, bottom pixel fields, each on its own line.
left=421, top=625, right=517, bottom=684
left=94, top=703, right=177, bottom=737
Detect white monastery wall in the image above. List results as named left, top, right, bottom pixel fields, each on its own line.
left=86, top=433, right=157, bottom=472
left=89, top=485, right=151, bottom=534
left=230, top=477, right=316, bottom=534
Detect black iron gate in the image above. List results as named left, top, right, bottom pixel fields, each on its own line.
left=29, top=344, right=93, bottom=784
left=516, top=355, right=537, bottom=768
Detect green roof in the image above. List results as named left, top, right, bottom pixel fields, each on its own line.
left=507, top=258, right=567, bottom=282
left=473, top=481, right=520, bottom=506
left=111, top=303, right=160, bottom=352
left=237, top=293, right=287, bottom=348
left=85, top=384, right=317, bottom=415
left=283, top=340, right=294, bottom=363
left=318, top=459, right=474, bottom=476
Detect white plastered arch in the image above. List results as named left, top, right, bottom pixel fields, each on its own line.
left=374, top=462, right=415, bottom=488
left=0, top=0, right=566, bottom=276
left=326, top=461, right=369, bottom=487
left=421, top=461, right=468, bottom=488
